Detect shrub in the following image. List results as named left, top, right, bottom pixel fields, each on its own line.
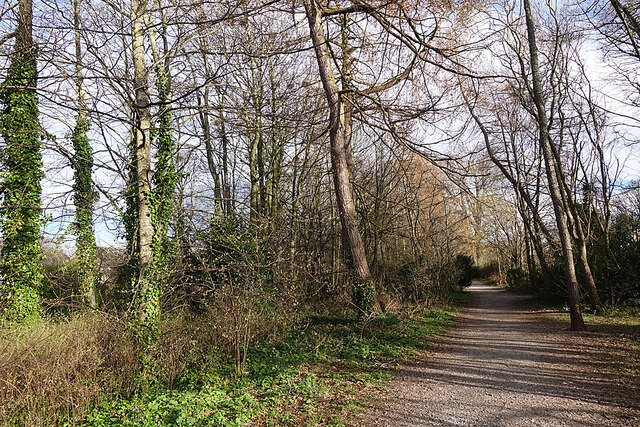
left=530, top=262, right=566, bottom=304
left=478, top=261, right=500, bottom=284
left=39, top=260, right=88, bottom=315
left=455, top=254, right=478, bottom=290
left=0, top=308, right=284, bottom=425
left=506, top=267, right=529, bottom=292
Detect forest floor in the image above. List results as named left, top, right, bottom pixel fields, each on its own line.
left=351, top=282, right=640, bottom=426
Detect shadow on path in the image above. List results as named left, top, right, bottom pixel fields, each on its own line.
left=352, top=283, right=640, bottom=426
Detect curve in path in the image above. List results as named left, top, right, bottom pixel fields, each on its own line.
left=353, top=282, right=640, bottom=426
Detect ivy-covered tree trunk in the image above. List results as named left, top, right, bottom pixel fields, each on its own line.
left=72, top=0, right=98, bottom=309
left=72, top=116, right=98, bottom=308
left=147, top=10, right=176, bottom=294
left=130, top=0, right=157, bottom=328
left=0, top=0, right=43, bottom=322
left=124, top=135, right=139, bottom=273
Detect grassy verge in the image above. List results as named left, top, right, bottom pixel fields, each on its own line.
left=541, top=307, right=640, bottom=400
left=542, top=307, right=640, bottom=327
left=84, top=293, right=469, bottom=426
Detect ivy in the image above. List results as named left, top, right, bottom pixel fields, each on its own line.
left=124, top=40, right=175, bottom=359
left=352, top=278, right=376, bottom=319
left=342, top=240, right=375, bottom=317
left=71, top=116, right=98, bottom=308
left=151, top=73, right=175, bottom=252
left=147, top=62, right=176, bottom=323
left=0, top=26, right=43, bottom=322
left=125, top=61, right=175, bottom=354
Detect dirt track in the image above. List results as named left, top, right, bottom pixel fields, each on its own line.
left=353, top=282, right=640, bottom=426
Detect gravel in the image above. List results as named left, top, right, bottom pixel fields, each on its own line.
left=352, top=282, right=640, bottom=426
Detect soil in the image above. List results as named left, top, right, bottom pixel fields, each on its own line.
left=352, top=282, right=640, bottom=426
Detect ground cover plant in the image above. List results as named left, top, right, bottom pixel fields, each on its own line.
left=0, top=292, right=469, bottom=426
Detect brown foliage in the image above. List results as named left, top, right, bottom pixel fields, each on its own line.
left=0, top=315, right=137, bottom=426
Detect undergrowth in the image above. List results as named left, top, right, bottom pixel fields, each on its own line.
left=540, top=304, right=640, bottom=327
left=0, top=292, right=468, bottom=426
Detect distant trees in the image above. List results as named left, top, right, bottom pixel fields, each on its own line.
left=459, top=0, right=637, bottom=324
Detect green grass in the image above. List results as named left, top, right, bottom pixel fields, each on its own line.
left=542, top=307, right=640, bottom=327
left=540, top=304, right=640, bottom=398
left=84, top=293, right=468, bottom=426
left=449, top=290, right=473, bottom=305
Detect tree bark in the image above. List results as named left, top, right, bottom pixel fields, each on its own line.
left=523, top=0, right=585, bottom=331
left=303, top=0, right=371, bottom=290
left=131, top=0, right=155, bottom=326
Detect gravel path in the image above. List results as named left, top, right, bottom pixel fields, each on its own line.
left=353, top=282, right=640, bottom=426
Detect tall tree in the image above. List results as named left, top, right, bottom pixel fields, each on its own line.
left=147, top=4, right=176, bottom=293
left=303, top=0, right=374, bottom=314
left=0, top=0, right=43, bottom=321
left=130, top=0, right=157, bottom=327
left=523, top=0, right=585, bottom=330
left=71, top=0, right=98, bottom=309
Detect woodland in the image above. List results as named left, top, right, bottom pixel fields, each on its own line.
left=0, top=0, right=639, bottom=425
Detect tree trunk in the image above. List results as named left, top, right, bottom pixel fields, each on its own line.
left=131, top=0, right=156, bottom=326
left=197, top=91, right=223, bottom=216
left=577, top=237, right=600, bottom=312
left=523, top=0, right=585, bottom=331
left=303, top=0, right=373, bottom=312
left=219, top=95, right=233, bottom=216
left=0, top=0, right=43, bottom=321
left=267, top=64, right=284, bottom=222
left=72, top=0, right=98, bottom=309
left=249, top=128, right=260, bottom=223
left=549, top=137, right=601, bottom=313
left=146, top=7, right=176, bottom=294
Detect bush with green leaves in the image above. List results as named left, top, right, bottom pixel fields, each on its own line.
left=454, top=254, right=478, bottom=290
left=506, top=267, right=529, bottom=292
left=592, top=213, right=640, bottom=306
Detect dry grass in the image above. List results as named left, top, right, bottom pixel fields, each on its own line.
left=0, top=314, right=138, bottom=426
left=0, top=295, right=301, bottom=426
